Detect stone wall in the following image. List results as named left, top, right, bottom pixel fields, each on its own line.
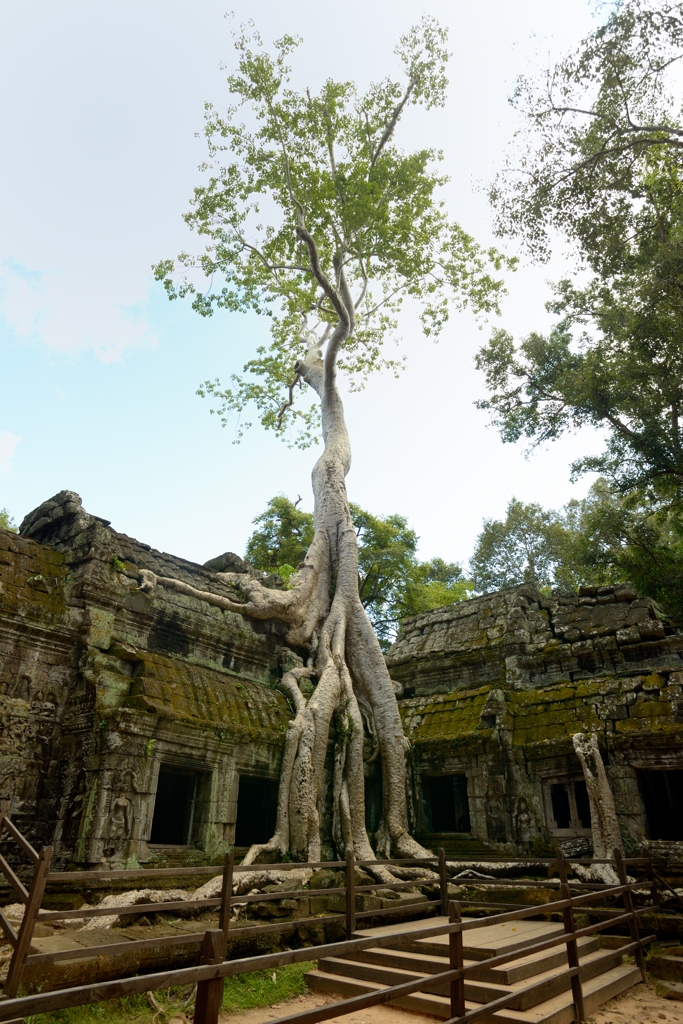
left=0, top=491, right=294, bottom=869
left=4, top=491, right=683, bottom=871
left=390, top=585, right=683, bottom=856
left=388, top=584, right=682, bottom=694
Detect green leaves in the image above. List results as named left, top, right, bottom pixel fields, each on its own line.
left=244, top=494, right=471, bottom=647
left=480, top=2, right=683, bottom=496
left=469, top=498, right=572, bottom=593
left=245, top=494, right=314, bottom=573
left=491, top=0, right=683, bottom=270
left=157, top=18, right=510, bottom=446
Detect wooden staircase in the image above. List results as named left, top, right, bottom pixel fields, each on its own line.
left=306, top=916, right=641, bottom=1022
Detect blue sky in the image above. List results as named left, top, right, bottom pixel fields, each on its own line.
left=0, top=0, right=603, bottom=568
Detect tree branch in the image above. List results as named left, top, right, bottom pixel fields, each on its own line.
left=370, top=81, right=415, bottom=169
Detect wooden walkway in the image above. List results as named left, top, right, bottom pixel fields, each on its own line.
left=307, top=916, right=641, bottom=1022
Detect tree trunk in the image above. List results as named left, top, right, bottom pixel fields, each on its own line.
left=139, top=249, right=431, bottom=872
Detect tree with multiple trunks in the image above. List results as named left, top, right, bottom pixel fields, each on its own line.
left=142, top=18, right=508, bottom=868
left=245, top=494, right=471, bottom=648
left=479, top=0, right=683, bottom=501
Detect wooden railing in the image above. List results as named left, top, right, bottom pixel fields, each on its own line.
left=0, top=816, right=663, bottom=1024
left=0, top=801, right=53, bottom=999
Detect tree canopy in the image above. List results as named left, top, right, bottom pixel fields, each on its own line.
left=156, top=18, right=511, bottom=448
left=245, top=494, right=471, bottom=646
left=0, top=509, right=16, bottom=533
left=467, top=483, right=683, bottom=624
left=479, top=0, right=683, bottom=497
left=469, top=498, right=570, bottom=593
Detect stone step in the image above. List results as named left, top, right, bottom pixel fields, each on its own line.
left=389, top=917, right=566, bottom=961
left=345, top=934, right=601, bottom=986
left=305, top=962, right=641, bottom=1023
left=317, top=946, right=624, bottom=1010
left=484, top=937, right=602, bottom=985
left=414, top=833, right=495, bottom=858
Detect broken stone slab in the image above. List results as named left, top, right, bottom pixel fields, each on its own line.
left=655, top=979, right=683, bottom=1000
left=649, top=952, right=683, bottom=983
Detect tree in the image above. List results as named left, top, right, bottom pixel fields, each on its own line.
left=143, top=19, right=507, bottom=867
left=562, top=479, right=683, bottom=622
left=469, top=498, right=571, bottom=592
left=245, top=494, right=314, bottom=581
left=467, top=483, right=683, bottom=624
left=479, top=1, right=683, bottom=495
left=0, top=509, right=16, bottom=533
left=246, top=495, right=472, bottom=649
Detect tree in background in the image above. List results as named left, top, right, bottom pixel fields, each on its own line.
left=563, top=480, right=683, bottom=622
left=479, top=1, right=683, bottom=501
left=145, top=20, right=508, bottom=867
left=469, top=498, right=571, bottom=593
left=0, top=510, right=16, bottom=533
left=468, top=484, right=683, bottom=625
left=246, top=495, right=472, bottom=649
left=245, top=495, right=314, bottom=581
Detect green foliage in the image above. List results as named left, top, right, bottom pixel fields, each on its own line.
left=562, top=479, right=683, bottom=623
left=468, top=483, right=683, bottom=624
left=490, top=0, right=683, bottom=268
left=469, top=498, right=572, bottom=593
left=25, top=963, right=315, bottom=1024
left=156, top=18, right=511, bottom=446
left=222, top=961, right=314, bottom=1012
left=0, top=508, right=17, bottom=533
left=481, top=1, right=683, bottom=495
left=246, top=495, right=471, bottom=646
left=245, top=494, right=315, bottom=575
left=401, top=557, right=474, bottom=617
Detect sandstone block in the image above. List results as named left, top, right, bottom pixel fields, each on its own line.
left=616, top=626, right=640, bottom=644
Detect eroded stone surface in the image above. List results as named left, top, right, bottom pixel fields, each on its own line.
left=0, top=491, right=292, bottom=869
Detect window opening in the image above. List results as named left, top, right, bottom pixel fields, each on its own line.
left=235, top=776, right=278, bottom=846
left=638, top=769, right=683, bottom=840
left=150, top=768, right=200, bottom=846
left=545, top=778, right=592, bottom=835
left=422, top=774, right=471, bottom=833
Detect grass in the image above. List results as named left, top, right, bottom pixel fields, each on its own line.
left=25, top=961, right=316, bottom=1024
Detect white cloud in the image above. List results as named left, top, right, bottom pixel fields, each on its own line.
left=0, top=261, right=158, bottom=363
left=0, top=432, right=21, bottom=474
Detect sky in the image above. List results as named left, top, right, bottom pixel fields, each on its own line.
left=0, top=0, right=605, bottom=570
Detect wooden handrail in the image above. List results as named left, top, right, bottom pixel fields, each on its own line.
left=1, top=817, right=39, bottom=864
left=0, top=911, right=656, bottom=1023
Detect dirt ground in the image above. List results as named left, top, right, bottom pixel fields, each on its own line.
left=213, top=982, right=683, bottom=1024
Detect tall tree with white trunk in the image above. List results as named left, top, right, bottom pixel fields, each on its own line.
left=146, top=19, right=510, bottom=867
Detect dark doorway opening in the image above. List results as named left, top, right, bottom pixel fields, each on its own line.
left=639, top=769, right=683, bottom=840
left=365, top=774, right=382, bottom=834
left=550, top=783, right=571, bottom=829
left=235, top=776, right=278, bottom=846
left=150, top=767, right=200, bottom=845
left=422, top=775, right=471, bottom=833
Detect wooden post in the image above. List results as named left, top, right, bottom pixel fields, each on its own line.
left=556, top=848, right=586, bottom=1024
left=218, top=851, right=234, bottom=942
left=345, top=848, right=356, bottom=940
left=448, top=899, right=465, bottom=1020
left=647, top=855, right=661, bottom=911
left=4, top=846, right=53, bottom=998
left=193, top=929, right=227, bottom=1024
left=438, top=847, right=449, bottom=917
left=614, top=847, right=646, bottom=982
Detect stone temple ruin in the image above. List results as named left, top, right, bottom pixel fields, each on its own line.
left=2, top=490, right=683, bottom=871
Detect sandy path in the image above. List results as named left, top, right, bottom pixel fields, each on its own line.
left=214, top=981, right=683, bottom=1024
